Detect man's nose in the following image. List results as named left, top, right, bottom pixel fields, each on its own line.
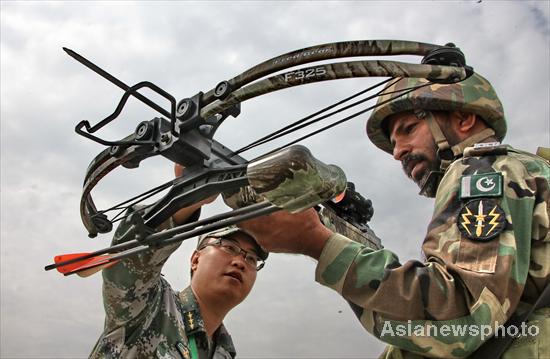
left=231, top=256, right=247, bottom=270
left=393, top=141, right=410, bottom=161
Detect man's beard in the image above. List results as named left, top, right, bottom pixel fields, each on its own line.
left=401, top=153, right=440, bottom=189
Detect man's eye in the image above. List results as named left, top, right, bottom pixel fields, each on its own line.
left=245, top=255, right=258, bottom=265
left=222, top=244, right=239, bottom=254
left=404, top=123, right=417, bottom=134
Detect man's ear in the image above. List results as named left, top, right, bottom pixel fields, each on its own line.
left=190, top=250, right=200, bottom=273
left=455, top=111, right=477, bottom=133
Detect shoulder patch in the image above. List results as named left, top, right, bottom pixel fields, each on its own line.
left=460, top=172, right=503, bottom=199
left=458, top=199, right=506, bottom=241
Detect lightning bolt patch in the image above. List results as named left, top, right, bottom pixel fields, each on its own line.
left=460, top=206, right=474, bottom=236
left=457, top=199, right=505, bottom=241
left=486, top=206, right=502, bottom=236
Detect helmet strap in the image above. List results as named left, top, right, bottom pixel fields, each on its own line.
left=448, top=127, right=496, bottom=159
left=418, top=170, right=444, bottom=198
left=414, top=110, right=496, bottom=197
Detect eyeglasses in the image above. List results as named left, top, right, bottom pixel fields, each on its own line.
left=199, top=238, right=265, bottom=271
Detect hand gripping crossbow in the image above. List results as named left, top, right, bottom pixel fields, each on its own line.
left=44, top=40, right=473, bottom=277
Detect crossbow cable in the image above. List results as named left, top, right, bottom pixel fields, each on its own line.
left=75, top=40, right=471, bottom=238
left=47, top=40, right=473, bottom=276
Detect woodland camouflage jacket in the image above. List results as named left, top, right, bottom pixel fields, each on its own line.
left=315, top=144, right=550, bottom=358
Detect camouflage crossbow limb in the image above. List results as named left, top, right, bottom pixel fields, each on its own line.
left=44, top=40, right=473, bottom=277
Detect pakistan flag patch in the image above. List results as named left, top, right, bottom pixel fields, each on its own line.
left=460, top=172, right=503, bottom=199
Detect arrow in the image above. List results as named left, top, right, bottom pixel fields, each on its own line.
left=53, top=253, right=118, bottom=277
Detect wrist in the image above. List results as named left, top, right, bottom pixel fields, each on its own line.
left=172, top=203, right=202, bottom=226
left=301, top=225, right=333, bottom=260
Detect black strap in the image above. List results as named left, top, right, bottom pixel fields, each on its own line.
left=471, top=282, right=550, bottom=359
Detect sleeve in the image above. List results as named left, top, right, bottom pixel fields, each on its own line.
left=315, top=153, right=549, bottom=358
left=101, top=207, right=200, bottom=330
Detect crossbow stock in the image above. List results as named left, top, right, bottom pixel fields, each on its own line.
left=45, top=40, right=473, bottom=277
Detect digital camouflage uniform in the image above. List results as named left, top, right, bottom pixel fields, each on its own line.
left=315, top=74, right=550, bottom=358
left=90, top=212, right=237, bottom=359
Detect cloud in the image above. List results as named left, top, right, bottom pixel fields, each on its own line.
left=1, top=1, right=548, bottom=358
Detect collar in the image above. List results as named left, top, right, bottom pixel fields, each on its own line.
left=178, top=287, right=206, bottom=336
left=178, top=286, right=236, bottom=356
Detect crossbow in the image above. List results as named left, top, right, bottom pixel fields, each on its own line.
left=44, top=40, right=472, bottom=277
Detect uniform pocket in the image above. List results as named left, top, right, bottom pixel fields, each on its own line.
left=455, top=236, right=499, bottom=273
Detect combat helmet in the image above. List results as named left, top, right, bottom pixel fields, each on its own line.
left=367, top=72, right=506, bottom=154
left=366, top=72, right=506, bottom=197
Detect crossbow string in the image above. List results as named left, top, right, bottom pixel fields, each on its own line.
left=45, top=40, right=472, bottom=276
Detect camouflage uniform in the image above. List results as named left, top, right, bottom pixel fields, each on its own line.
left=315, top=74, right=550, bottom=358
left=89, top=212, right=237, bottom=359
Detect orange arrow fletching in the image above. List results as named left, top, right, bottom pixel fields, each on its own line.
left=54, top=253, right=116, bottom=275
left=54, top=253, right=93, bottom=274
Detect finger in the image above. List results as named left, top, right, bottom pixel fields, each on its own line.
left=174, top=164, right=184, bottom=177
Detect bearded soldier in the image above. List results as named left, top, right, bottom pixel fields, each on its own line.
left=240, top=72, right=549, bottom=358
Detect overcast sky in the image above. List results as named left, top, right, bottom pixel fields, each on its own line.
left=1, top=1, right=549, bottom=358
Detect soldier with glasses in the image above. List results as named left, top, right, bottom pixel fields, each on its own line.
left=90, top=192, right=268, bottom=359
